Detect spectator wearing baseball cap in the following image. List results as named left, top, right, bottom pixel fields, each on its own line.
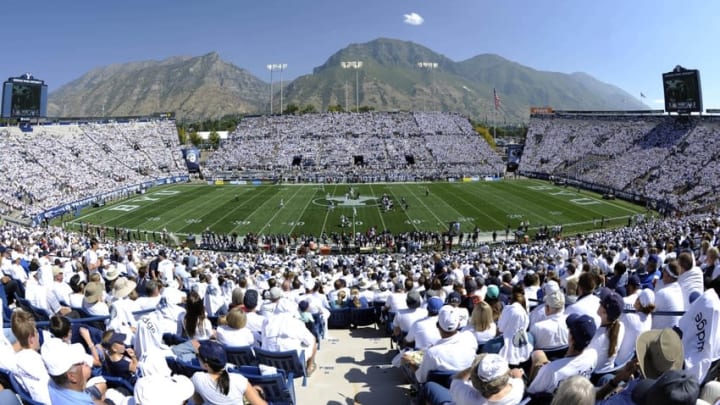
left=631, top=370, right=700, bottom=405
left=624, top=274, right=642, bottom=309
left=595, top=324, right=688, bottom=403
left=404, top=296, right=444, bottom=350
left=392, top=290, right=428, bottom=344
left=414, top=305, right=477, bottom=384
left=529, top=291, right=568, bottom=350
left=446, top=291, right=469, bottom=329
left=527, top=314, right=598, bottom=395
left=652, top=260, right=685, bottom=330
left=590, top=291, right=626, bottom=373
left=616, top=289, right=655, bottom=365
left=192, top=340, right=267, bottom=405
left=101, top=330, right=137, bottom=384
left=424, top=353, right=525, bottom=405
left=484, top=284, right=504, bottom=323
left=42, top=338, right=96, bottom=404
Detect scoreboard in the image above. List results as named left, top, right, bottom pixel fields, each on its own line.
left=662, top=67, right=702, bottom=113
left=1, top=74, right=48, bottom=118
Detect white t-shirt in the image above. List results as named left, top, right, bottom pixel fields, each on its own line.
left=588, top=322, right=625, bottom=373
left=191, top=371, right=247, bottom=405
left=405, top=316, right=441, bottom=350
left=617, top=312, right=651, bottom=364
left=415, top=331, right=478, bottom=383
left=14, top=349, right=51, bottom=405
left=450, top=377, right=525, bottom=405
left=527, top=348, right=598, bottom=394
left=652, top=282, right=684, bottom=330
left=497, top=302, right=532, bottom=364
left=565, top=294, right=601, bottom=328
left=177, top=314, right=213, bottom=340
left=678, top=267, right=704, bottom=307
left=216, top=326, right=255, bottom=347
left=529, top=312, right=568, bottom=350
left=463, top=323, right=497, bottom=346
left=394, top=308, right=428, bottom=334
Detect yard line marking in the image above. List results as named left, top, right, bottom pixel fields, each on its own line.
left=288, top=187, right=317, bottom=235
left=367, top=184, right=387, bottom=231
left=257, top=185, right=305, bottom=235
left=400, top=184, right=450, bottom=228
left=320, top=185, right=340, bottom=236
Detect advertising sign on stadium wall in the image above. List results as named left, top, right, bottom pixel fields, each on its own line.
left=35, top=176, right=189, bottom=226
left=530, top=107, right=554, bottom=114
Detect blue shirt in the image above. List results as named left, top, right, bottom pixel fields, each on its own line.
left=48, top=382, right=95, bottom=405
left=596, top=378, right=641, bottom=405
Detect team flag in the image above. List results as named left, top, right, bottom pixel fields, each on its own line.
left=640, top=92, right=646, bottom=98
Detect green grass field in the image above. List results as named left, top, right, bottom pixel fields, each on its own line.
left=61, top=179, right=650, bottom=239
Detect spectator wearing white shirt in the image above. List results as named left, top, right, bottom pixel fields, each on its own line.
left=529, top=291, right=568, bottom=350
left=414, top=305, right=478, bottom=384
left=216, top=307, right=256, bottom=347
left=404, top=296, right=443, bottom=350
left=565, top=272, right=601, bottom=328
left=589, top=291, right=625, bottom=373
left=678, top=252, right=704, bottom=307
left=652, top=260, right=684, bottom=330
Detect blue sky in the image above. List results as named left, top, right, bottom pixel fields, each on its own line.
left=1, top=0, right=718, bottom=109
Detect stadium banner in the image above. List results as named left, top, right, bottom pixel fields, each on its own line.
left=530, top=107, right=554, bottom=114
left=182, top=148, right=200, bottom=172
left=251, top=180, right=262, bottom=185
left=507, top=144, right=524, bottom=165
left=229, top=180, right=247, bottom=185
left=214, top=179, right=224, bottom=185
left=462, top=177, right=473, bottom=182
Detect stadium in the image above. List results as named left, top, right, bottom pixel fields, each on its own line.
left=1, top=62, right=720, bottom=405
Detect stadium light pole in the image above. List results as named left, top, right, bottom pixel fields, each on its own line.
left=341, top=61, right=363, bottom=112
left=267, top=64, right=287, bottom=115
left=417, top=62, right=438, bottom=111
left=266, top=64, right=274, bottom=115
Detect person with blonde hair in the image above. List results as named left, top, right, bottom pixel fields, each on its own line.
left=216, top=307, right=255, bottom=347
left=462, top=301, right=497, bottom=346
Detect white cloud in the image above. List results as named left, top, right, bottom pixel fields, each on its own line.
left=403, top=12, right=424, bottom=26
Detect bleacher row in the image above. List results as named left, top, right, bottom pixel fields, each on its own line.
left=0, top=120, right=186, bottom=219
left=521, top=115, right=720, bottom=211
left=204, top=112, right=505, bottom=181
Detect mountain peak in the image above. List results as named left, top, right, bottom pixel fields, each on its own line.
left=48, top=37, right=645, bottom=121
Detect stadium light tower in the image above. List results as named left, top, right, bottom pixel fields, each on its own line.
left=266, top=64, right=287, bottom=115
left=341, top=61, right=363, bottom=112
left=417, top=62, right=438, bottom=111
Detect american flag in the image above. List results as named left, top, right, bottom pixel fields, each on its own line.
left=494, top=88, right=501, bottom=110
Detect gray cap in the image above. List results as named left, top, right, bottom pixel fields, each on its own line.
left=406, top=290, right=422, bottom=308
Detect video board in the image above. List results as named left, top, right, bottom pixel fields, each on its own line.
left=662, top=68, right=702, bottom=113
left=1, top=74, right=48, bottom=118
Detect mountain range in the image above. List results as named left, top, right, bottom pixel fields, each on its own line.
left=48, top=38, right=646, bottom=122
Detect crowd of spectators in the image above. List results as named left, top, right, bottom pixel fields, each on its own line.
left=0, top=120, right=187, bottom=219
left=0, top=206, right=719, bottom=404
left=521, top=114, right=720, bottom=211
left=205, top=112, right=505, bottom=182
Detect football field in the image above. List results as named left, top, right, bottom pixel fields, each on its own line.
left=62, top=179, right=649, bottom=240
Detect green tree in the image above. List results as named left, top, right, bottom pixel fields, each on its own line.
left=177, top=126, right=188, bottom=145
left=189, top=130, right=202, bottom=147
left=208, top=130, right=221, bottom=149
left=300, top=104, right=317, bottom=114
left=358, top=106, right=375, bottom=113
left=284, top=104, right=300, bottom=115
left=474, top=125, right=496, bottom=149
left=327, top=104, right=344, bottom=113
